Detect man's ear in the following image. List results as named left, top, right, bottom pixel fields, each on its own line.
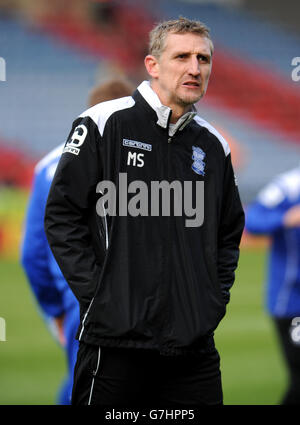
left=144, top=55, right=159, bottom=79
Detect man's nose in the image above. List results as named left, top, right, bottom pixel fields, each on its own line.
left=188, top=57, right=201, bottom=76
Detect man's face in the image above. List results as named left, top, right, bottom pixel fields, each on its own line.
left=147, top=32, right=212, bottom=113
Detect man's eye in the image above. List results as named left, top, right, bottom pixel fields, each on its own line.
left=177, top=54, right=187, bottom=59
left=198, top=55, right=209, bottom=62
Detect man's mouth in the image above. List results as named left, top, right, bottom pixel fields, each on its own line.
left=182, top=81, right=200, bottom=88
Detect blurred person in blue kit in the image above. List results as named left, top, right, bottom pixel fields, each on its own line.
left=246, top=164, right=300, bottom=405
left=21, top=77, right=134, bottom=405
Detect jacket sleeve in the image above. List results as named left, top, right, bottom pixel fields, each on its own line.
left=245, top=181, right=287, bottom=235
left=21, top=166, right=65, bottom=318
left=44, top=116, right=103, bottom=308
left=218, top=153, right=245, bottom=304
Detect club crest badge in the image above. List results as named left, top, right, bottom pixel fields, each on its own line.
left=191, top=146, right=206, bottom=176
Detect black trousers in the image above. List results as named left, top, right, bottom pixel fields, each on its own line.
left=71, top=342, right=223, bottom=406
left=274, top=317, right=300, bottom=405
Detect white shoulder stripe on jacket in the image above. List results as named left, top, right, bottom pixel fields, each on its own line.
left=79, top=96, right=136, bottom=137
left=193, top=115, right=231, bottom=157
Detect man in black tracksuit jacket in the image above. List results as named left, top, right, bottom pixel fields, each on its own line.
left=45, top=18, right=245, bottom=406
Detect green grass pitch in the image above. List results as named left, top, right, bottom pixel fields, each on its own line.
left=0, top=247, right=287, bottom=405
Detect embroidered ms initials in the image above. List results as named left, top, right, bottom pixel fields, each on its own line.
left=127, top=151, right=144, bottom=167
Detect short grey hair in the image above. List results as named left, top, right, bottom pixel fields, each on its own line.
left=148, top=16, right=214, bottom=59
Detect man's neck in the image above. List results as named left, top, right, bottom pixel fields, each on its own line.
left=169, top=106, right=192, bottom=124
left=150, top=81, right=193, bottom=124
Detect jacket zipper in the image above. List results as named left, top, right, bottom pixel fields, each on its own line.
left=79, top=194, right=109, bottom=341
left=78, top=297, right=94, bottom=341
left=161, top=124, right=174, bottom=350
left=98, top=190, right=109, bottom=250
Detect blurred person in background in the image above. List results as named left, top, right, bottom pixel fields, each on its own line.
left=21, top=77, right=134, bottom=405
left=246, top=164, right=300, bottom=405
left=45, top=17, right=244, bottom=406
